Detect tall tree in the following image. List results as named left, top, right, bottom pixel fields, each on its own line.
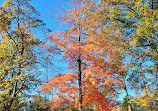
left=41, top=0, right=129, bottom=110
left=103, top=0, right=158, bottom=110
left=0, top=0, right=45, bottom=110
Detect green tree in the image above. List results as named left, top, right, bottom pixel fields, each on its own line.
left=121, top=97, right=129, bottom=111
left=0, top=0, right=45, bottom=110
left=102, top=0, right=158, bottom=110
left=30, top=95, right=50, bottom=111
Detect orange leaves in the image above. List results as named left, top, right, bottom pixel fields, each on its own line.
left=41, top=73, right=78, bottom=92
left=41, top=73, right=79, bottom=109
left=41, top=0, right=129, bottom=110
left=82, top=83, right=118, bottom=111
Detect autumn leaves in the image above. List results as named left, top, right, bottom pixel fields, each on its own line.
left=41, top=0, right=129, bottom=111
left=0, top=0, right=157, bottom=110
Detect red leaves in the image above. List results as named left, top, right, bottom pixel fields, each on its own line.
left=83, top=83, right=118, bottom=111
left=41, top=0, right=128, bottom=110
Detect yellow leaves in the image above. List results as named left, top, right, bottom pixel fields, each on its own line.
left=90, top=78, right=96, bottom=85
left=12, top=8, right=17, bottom=12
left=0, top=37, right=14, bottom=51
left=90, top=1, right=95, bottom=6
left=143, top=7, right=148, bottom=16
left=3, top=0, right=10, bottom=8
left=1, top=37, right=9, bottom=43
left=1, top=32, right=7, bottom=37
left=0, top=43, right=7, bottom=48
left=93, top=104, right=100, bottom=111
left=136, top=95, right=153, bottom=109
left=135, top=0, right=143, bottom=11
left=131, top=84, right=157, bottom=110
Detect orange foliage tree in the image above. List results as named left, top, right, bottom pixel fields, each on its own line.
left=41, top=0, right=129, bottom=110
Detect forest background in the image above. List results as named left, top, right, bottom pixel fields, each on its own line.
left=0, top=0, right=157, bottom=111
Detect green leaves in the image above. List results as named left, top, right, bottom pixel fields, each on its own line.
left=0, top=0, right=45, bottom=110
left=109, top=0, right=158, bottom=110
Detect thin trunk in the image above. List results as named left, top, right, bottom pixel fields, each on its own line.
left=77, top=0, right=82, bottom=110
left=142, top=78, right=153, bottom=111
left=6, top=0, right=24, bottom=110
left=78, top=57, right=82, bottom=111
left=123, top=77, right=132, bottom=111
left=78, top=22, right=82, bottom=111
left=151, top=0, right=154, bottom=10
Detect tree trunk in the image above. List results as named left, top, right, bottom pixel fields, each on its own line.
left=78, top=58, right=82, bottom=111
left=6, top=0, right=24, bottom=109
left=123, top=77, right=132, bottom=111
left=77, top=3, right=82, bottom=108
left=78, top=21, right=82, bottom=110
